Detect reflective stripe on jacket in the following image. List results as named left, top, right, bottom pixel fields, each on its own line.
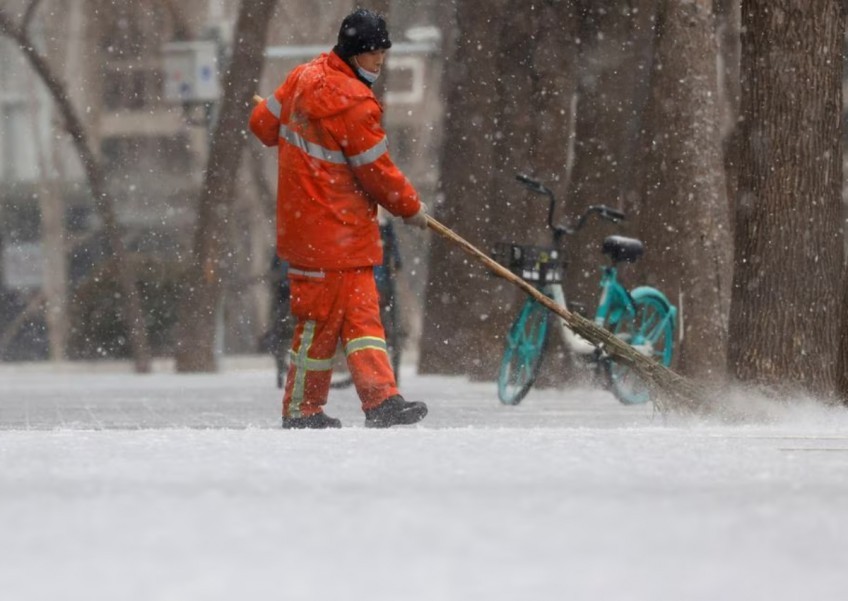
left=249, top=51, right=421, bottom=270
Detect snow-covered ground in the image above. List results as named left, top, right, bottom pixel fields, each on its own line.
left=2, top=357, right=848, bottom=600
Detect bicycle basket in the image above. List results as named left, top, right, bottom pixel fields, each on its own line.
left=492, top=243, right=563, bottom=284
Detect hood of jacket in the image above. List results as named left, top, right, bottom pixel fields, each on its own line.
left=290, top=51, right=375, bottom=121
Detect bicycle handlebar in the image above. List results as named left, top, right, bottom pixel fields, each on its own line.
left=596, top=206, right=625, bottom=221
left=515, top=173, right=551, bottom=195
left=515, top=173, right=624, bottom=238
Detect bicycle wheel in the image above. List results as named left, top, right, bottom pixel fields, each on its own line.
left=604, top=289, right=675, bottom=405
left=498, top=298, right=550, bottom=405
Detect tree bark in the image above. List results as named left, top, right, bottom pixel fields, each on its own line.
left=418, top=0, right=507, bottom=377
left=418, top=0, right=577, bottom=379
left=637, top=0, right=731, bottom=380
left=839, top=263, right=848, bottom=403
left=729, top=0, right=844, bottom=395
left=714, top=0, right=741, bottom=230
left=564, top=0, right=658, bottom=312
left=0, top=5, right=152, bottom=372
left=174, top=0, right=278, bottom=372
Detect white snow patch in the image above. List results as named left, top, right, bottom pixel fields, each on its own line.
left=1, top=358, right=847, bottom=600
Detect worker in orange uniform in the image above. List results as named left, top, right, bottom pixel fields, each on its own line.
left=249, top=8, right=428, bottom=429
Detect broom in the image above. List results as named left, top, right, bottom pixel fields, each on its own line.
left=250, top=94, right=706, bottom=411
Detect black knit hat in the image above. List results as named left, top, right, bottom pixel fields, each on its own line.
left=333, top=8, right=392, bottom=60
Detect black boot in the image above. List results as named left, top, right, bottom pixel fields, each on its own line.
left=282, top=412, right=342, bottom=429
left=365, top=395, right=428, bottom=428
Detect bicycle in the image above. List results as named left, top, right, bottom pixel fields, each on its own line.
left=262, top=222, right=405, bottom=389
left=494, top=174, right=677, bottom=406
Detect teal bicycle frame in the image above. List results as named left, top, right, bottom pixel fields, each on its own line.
left=596, top=268, right=676, bottom=365
left=496, top=174, right=677, bottom=406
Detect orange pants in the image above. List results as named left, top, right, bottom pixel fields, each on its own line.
left=282, top=266, right=398, bottom=418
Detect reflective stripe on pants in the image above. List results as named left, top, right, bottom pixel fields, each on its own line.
left=282, top=267, right=398, bottom=418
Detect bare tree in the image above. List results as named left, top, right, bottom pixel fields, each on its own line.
left=729, top=0, right=844, bottom=395
left=174, top=0, right=278, bottom=372
left=636, top=0, right=731, bottom=380
left=0, top=1, right=152, bottom=372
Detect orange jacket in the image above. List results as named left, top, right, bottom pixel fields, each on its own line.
left=249, top=51, right=421, bottom=270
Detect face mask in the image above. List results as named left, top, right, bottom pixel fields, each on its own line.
left=353, top=57, right=380, bottom=83
left=357, top=66, right=380, bottom=83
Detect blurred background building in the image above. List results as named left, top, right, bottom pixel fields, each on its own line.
left=0, top=0, right=445, bottom=362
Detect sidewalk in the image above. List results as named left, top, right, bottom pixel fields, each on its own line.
left=2, top=363, right=848, bottom=600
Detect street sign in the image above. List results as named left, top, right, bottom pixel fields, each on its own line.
left=162, top=41, right=220, bottom=103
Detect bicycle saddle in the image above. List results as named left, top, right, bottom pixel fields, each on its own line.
left=602, top=235, right=644, bottom=263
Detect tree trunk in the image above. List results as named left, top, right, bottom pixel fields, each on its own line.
left=174, top=0, right=278, bottom=372
left=729, top=0, right=844, bottom=395
left=636, top=0, right=731, bottom=380
left=839, top=262, right=848, bottom=403
left=714, top=0, right=741, bottom=231
left=418, top=0, right=577, bottom=379
left=564, top=0, right=658, bottom=312
left=418, top=0, right=507, bottom=377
